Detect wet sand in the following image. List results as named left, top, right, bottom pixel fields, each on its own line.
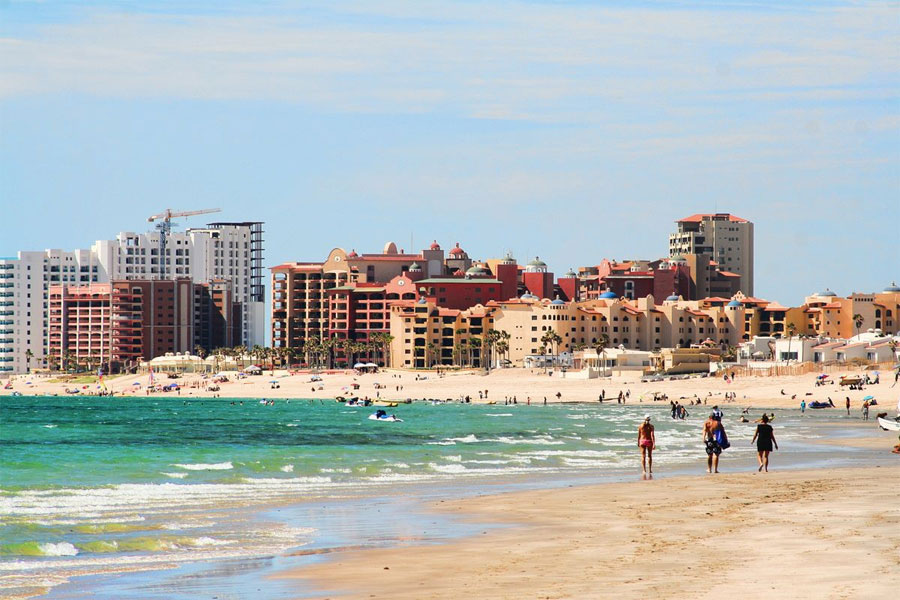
left=283, top=465, right=900, bottom=600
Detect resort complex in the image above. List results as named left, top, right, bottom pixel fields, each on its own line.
left=1, top=213, right=898, bottom=375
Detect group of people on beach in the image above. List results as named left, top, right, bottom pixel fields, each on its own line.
left=638, top=405, right=778, bottom=476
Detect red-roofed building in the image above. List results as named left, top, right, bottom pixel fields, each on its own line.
left=669, top=212, right=753, bottom=296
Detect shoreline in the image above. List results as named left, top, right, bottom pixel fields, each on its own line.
left=32, top=417, right=895, bottom=600
left=4, top=367, right=897, bottom=413
left=281, top=463, right=900, bottom=600
left=6, top=384, right=898, bottom=600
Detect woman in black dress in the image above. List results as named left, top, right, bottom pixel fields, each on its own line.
left=751, top=414, right=778, bottom=472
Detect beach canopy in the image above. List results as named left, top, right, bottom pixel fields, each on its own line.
left=353, top=362, right=366, bottom=369
left=269, top=380, right=278, bottom=383
left=863, top=395, right=874, bottom=401
left=246, top=365, right=262, bottom=372
left=132, top=382, right=141, bottom=386
left=364, top=362, right=378, bottom=368
left=817, top=374, right=829, bottom=379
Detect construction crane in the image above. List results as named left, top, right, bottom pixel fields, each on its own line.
left=147, top=208, right=221, bottom=279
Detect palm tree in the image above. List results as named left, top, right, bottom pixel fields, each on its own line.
left=785, top=322, right=797, bottom=363
left=853, top=313, right=864, bottom=339
left=303, top=335, right=319, bottom=367
left=496, top=339, right=509, bottom=366
left=452, top=341, right=463, bottom=367
left=594, top=334, right=609, bottom=376
left=550, top=331, right=563, bottom=363
left=540, top=331, right=553, bottom=371
left=484, top=330, right=501, bottom=372
left=469, top=336, right=483, bottom=369
left=425, top=341, right=437, bottom=369
left=63, top=350, right=75, bottom=374
left=25, top=349, right=33, bottom=374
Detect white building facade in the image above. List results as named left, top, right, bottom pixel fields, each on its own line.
left=0, top=221, right=264, bottom=375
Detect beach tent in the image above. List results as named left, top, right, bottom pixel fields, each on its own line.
left=353, top=362, right=366, bottom=369
left=246, top=365, right=262, bottom=373
left=364, top=363, right=378, bottom=368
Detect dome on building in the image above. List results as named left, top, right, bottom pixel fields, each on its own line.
left=817, top=288, right=836, bottom=296
left=500, top=251, right=516, bottom=265
left=564, top=268, right=577, bottom=278
left=449, top=242, right=466, bottom=256
left=727, top=299, right=742, bottom=308
left=417, top=296, right=427, bottom=304
left=525, top=257, right=547, bottom=273
left=599, top=291, right=617, bottom=299
left=521, top=292, right=538, bottom=300
left=409, top=261, right=421, bottom=271
left=551, top=296, right=566, bottom=305
left=429, top=240, right=441, bottom=250
left=465, top=265, right=489, bottom=276
left=347, top=249, right=358, bottom=258
left=884, top=281, right=900, bottom=293
left=665, top=294, right=681, bottom=302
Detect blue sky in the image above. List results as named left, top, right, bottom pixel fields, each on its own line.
left=1, top=0, right=898, bottom=305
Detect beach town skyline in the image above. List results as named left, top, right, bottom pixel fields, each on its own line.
left=1, top=2, right=898, bottom=600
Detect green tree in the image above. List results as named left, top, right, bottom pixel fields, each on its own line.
left=785, top=322, right=797, bottom=362
left=594, top=334, right=609, bottom=376
left=25, top=349, right=33, bottom=374
left=853, top=313, right=864, bottom=339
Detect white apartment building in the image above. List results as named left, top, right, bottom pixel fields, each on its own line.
left=0, top=249, right=107, bottom=374
left=0, top=222, right=264, bottom=375
left=669, top=213, right=754, bottom=296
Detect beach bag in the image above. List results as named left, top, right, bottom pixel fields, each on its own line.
left=715, top=427, right=731, bottom=450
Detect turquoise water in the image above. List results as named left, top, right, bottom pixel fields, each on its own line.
left=0, top=395, right=841, bottom=597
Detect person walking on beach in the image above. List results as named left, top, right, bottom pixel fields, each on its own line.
left=846, top=397, right=851, bottom=416
left=638, top=415, right=656, bottom=475
left=800, top=399, right=806, bottom=414
left=703, top=412, right=727, bottom=474
left=862, top=401, right=870, bottom=421
left=751, top=414, right=778, bottom=472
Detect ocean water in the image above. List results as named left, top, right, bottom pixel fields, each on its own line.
left=0, top=396, right=845, bottom=597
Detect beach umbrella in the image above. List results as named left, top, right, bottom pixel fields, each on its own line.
left=132, top=382, right=141, bottom=386
left=269, top=380, right=278, bottom=383
left=353, top=362, right=366, bottom=369
left=863, top=395, right=874, bottom=401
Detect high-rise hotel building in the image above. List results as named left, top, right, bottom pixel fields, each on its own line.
left=0, top=221, right=264, bottom=374
left=669, top=213, right=754, bottom=296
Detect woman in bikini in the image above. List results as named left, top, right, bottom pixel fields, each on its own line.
left=637, top=415, right=656, bottom=475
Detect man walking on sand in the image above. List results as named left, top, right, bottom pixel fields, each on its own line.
left=703, top=412, right=727, bottom=473
left=637, top=415, right=656, bottom=475
left=846, top=397, right=851, bottom=416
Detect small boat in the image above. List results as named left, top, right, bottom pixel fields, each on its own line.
left=876, top=417, right=900, bottom=432
left=374, top=400, right=398, bottom=407
left=369, top=410, right=403, bottom=422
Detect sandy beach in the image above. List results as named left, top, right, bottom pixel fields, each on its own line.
left=4, top=366, right=897, bottom=413
left=283, top=465, right=900, bottom=600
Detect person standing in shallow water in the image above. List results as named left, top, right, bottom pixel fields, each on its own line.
left=751, top=414, right=778, bottom=472
left=637, top=415, right=656, bottom=475
left=702, top=413, right=726, bottom=473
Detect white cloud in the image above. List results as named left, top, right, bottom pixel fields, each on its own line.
left=1, top=1, right=896, bottom=119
